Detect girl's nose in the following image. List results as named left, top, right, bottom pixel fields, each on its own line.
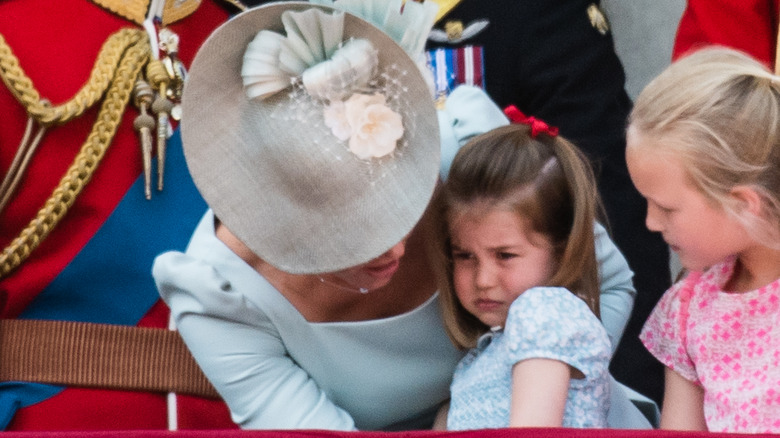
left=474, top=262, right=497, bottom=289
left=645, top=205, right=663, bottom=232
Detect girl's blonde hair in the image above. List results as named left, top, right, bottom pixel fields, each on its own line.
left=429, top=123, right=603, bottom=350
left=629, top=46, right=780, bottom=247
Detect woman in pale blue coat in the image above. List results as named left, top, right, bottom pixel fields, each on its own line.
left=153, top=1, right=651, bottom=431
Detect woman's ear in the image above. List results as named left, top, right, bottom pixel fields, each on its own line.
left=729, top=185, right=764, bottom=217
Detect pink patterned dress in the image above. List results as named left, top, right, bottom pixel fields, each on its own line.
left=640, top=257, right=780, bottom=433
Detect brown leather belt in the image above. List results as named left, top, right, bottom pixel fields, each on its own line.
left=0, top=319, right=219, bottom=398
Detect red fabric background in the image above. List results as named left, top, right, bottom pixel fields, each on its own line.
left=672, top=0, right=780, bottom=66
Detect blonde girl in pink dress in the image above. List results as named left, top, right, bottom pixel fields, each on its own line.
left=626, top=47, right=780, bottom=433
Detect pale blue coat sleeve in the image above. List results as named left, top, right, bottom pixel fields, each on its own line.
left=153, top=214, right=357, bottom=430
left=593, top=222, right=636, bottom=352
left=154, top=251, right=357, bottom=430
left=438, top=85, right=636, bottom=353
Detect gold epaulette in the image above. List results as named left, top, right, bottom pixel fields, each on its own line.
left=429, top=0, right=463, bottom=24
left=90, top=0, right=202, bottom=26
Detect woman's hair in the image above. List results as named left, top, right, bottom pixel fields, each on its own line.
left=629, top=46, right=780, bottom=247
left=430, top=123, right=603, bottom=349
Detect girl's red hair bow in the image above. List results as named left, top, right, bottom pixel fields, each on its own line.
left=503, top=105, right=559, bottom=138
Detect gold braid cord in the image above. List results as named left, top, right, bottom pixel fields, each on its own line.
left=0, top=29, right=145, bottom=126
left=0, top=29, right=151, bottom=278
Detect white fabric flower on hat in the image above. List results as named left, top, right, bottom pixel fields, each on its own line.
left=325, top=93, right=403, bottom=159
left=323, top=100, right=351, bottom=141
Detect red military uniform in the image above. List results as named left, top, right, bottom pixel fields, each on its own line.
left=0, top=0, right=238, bottom=430
left=673, top=0, right=780, bottom=66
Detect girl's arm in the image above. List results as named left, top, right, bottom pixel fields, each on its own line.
left=659, top=367, right=707, bottom=431
left=431, top=401, right=450, bottom=430
left=510, top=358, right=569, bottom=427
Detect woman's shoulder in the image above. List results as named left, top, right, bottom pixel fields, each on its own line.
left=153, top=211, right=287, bottom=324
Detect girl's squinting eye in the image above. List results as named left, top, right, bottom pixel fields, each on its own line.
left=650, top=200, right=675, bottom=214
left=451, top=250, right=472, bottom=261
left=497, top=251, right=517, bottom=260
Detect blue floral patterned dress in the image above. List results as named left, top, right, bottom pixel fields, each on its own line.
left=447, top=286, right=611, bottom=430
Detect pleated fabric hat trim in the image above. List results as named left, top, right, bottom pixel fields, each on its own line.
left=181, top=1, right=440, bottom=274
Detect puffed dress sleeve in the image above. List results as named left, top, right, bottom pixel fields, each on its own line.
left=504, top=287, right=611, bottom=427
left=154, top=212, right=357, bottom=430
left=504, top=287, right=611, bottom=378
left=639, top=275, right=699, bottom=382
